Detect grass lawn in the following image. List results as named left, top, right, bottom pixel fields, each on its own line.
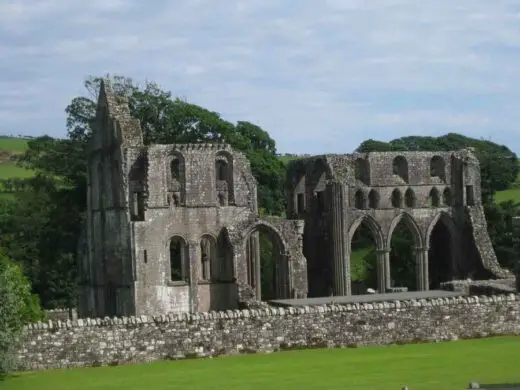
left=5, top=337, right=520, bottom=390
left=0, top=136, right=29, bottom=154
left=495, top=187, right=520, bottom=203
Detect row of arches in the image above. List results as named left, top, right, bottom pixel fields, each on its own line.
left=355, top=155, right=447, bottom=185
left=353, top=187, right=453, bottom=209
left=168, top=233, right=234, bottom=283
left=166, top=223, right=291, bottom=301
left=348, top=212, right=456, bottom=294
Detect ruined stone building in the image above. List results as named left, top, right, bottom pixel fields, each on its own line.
left=77, top=82, right=307, bottom=317
left=286, top=152, right=512, bottom=297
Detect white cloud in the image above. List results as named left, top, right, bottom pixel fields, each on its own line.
left=0, top=0, right=520, bottom=154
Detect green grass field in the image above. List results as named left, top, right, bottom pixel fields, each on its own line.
left=0, top=136, right=29, bottom=154
left=4, top=337, right=520, bottom=390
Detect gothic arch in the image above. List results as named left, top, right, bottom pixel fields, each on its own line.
left=386, top=212, right=424, bottom=249
left=167, top=235, right=189, bottom=283
left=241, top=220, right=291, bottom=300
left=215, top=150, right=234, bottom=205
left=425, top=212, right=458, bottom=245
left=348, top=214, right=385, bottom=250
left=241, top=221, right=288, bottom=254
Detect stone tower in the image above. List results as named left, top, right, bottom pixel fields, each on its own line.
left=77, top=81, right=307, bottom=318
left=286, top=151, right=512, bottom=297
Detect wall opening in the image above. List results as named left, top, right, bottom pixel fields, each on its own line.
left=466, top=185, right=475, bottom=206
left=169, top=236, right=189, bottom=282
left=200, top=235, right=217, bottom=281
left=393, top=156, right=409, bottom=183
left=349, top=219, right=379, bottom=294
left=296, top=193, right=305, bottom=214
left=217, top=230, right=234, bottom=282
left=391, top=188, right=402, bottom=208
left=389, top=216, right=419, bottom=291
left=428, top=215, right=454, bottom=289
left=368, top=189, right=380, bottom=209
left=443, top=188, right=452, bottom=206
left=245, top=225, right=289, bottom=301
left=404, top=188, right=416, bottom=208
left=354, top=158, right=370, bottom=185
left=316, top=191, right=326, bottom=212
left=354, top=190, right=366, bottom=209
left=215, top=152, right=234, bottom=204
left=129, top=154, right=147, bottom=221
left=428, top=188, right=440, bottom=207
left=430, top=156, right=446, bottom=182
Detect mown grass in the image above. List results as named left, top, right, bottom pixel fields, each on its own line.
left=5, top=337, right=520, bottom=390
left=0, top=136, right=29, bottom=154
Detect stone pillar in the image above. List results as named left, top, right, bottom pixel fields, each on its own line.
left=376, top=249, right=391, bottom=293
left=252, top=232, right=262, bottom=300
left=188, top=240, right=199, bottom=313
left=414, top=246, right=430, bottom=291
left=331, top=183, right=349, bottom=295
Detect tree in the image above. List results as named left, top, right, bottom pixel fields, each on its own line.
left=0, top=251, right=44, bottom=376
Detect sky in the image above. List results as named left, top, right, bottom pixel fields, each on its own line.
left=1, top=1, right=520, bottom=155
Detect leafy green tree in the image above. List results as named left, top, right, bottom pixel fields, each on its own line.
left=0, top=251, right=44, bottom=376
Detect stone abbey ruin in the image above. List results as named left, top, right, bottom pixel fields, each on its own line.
left=77, top=81, right=513, bottom=318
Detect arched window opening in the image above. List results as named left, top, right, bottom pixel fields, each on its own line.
left=354, top=190, right=366, bottom=209
left=245, top=225, right=289, bottom=301
left=428, top=215, right=455, bottom=289
left=349, top=218, right=381, bottom=295
left=393, top=156, right=409, bottom=183
left=404, top=188, right=416, bottom=208
left=129, top=155, right=147, bottom=221
left=355, top=158, right=369, bottom=185
left=430, top=156, right=446, bottom=181
left=167, top=152, right=185, bottom=207
left=215, top=152, right=234, bottom=204
left=389, top=215, right=421, bottom=291
left=200, top=235, right=217, bottom=281
left=443, top=188, right=452, bottom=206
left=169, top=236, right=189, bottom=282
left=429, top=188, right=440, bottom=207
left=391, top=189, right=402, bottom=208
left=171, top=158, right=180, bottom=181
left=368, top=189, right=380, bottom=209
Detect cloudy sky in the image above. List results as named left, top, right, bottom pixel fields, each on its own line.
left=1, top=0, right=520, bottom=154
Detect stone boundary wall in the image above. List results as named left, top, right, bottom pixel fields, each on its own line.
left=44, top=308, right=78, bottom=322
left=18, top=294, right=520, bottom=372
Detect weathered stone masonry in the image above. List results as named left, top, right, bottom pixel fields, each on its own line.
left=18, top=294, right=520, bottom=371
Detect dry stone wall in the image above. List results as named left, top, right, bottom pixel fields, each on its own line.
left=18, top=294, right=520, bottom=372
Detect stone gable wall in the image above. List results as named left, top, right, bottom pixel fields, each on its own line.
left=18, top=294, right=520, bottom=372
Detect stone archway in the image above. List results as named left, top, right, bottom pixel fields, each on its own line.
left=387, top=212, right=427, bottom=291
left=348, top=214, right=386, bottom=294
left=425, top=212, right=459, bottom=288
left=242, top=222, right=290, bottom=301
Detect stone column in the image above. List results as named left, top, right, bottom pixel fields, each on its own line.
left=188, top=240, right=199, bottom=313
left=251, top=233, right=262, bottom=300
left=376, top=249, right=391, bottom=293
left=414, top=246, right=430, bottom=291
left=331, top=183, right=349, bottom=296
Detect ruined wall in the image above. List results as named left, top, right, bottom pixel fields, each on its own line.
left=18, top=294, right=520, bottom=371
left=285, top=149, right=511, bottom=297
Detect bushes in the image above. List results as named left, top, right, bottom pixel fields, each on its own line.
left=0, top=251, right=44, bottom=377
